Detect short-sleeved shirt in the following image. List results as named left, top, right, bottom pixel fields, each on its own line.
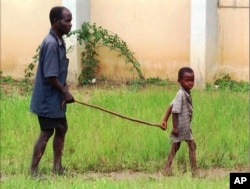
left=30, top=29, right=69, bottom=118
left=170, top=87, right=193, bottom=142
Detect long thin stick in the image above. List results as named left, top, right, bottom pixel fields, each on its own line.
left=74, top=100, right=162, bottom=129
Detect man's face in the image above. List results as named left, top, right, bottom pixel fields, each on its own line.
left=179, top=72, right=195, bottom=91
left=58, top=9, right=72, bottom=35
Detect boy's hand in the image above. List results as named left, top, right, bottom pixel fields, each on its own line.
left=161, top=121, right=167, bottom=130
left=171, top=128, right=179, bottom=137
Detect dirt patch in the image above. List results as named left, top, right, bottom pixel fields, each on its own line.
left=68, top=167, right=249, bottom=181
left=0, top=167, right=249, bottom=182
left=0, top=81, right=20, bottom=94
left=0, top=79, right=126, bottom=96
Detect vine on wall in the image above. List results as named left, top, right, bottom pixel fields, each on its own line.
left=68, top=22, right=144, bottom=84
left=24, top=22, right=144, bottom=85
left=24, top=46, right=40, bottom=84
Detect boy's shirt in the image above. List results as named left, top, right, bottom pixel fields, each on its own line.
left=170, top=87, right=193, bottom=142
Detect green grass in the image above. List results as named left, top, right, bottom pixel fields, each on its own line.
left=0, top=84, right=248, bottom=188
left=1, top=173, right=229, bottom=189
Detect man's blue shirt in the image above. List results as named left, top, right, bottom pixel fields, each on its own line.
left=30, top=29, right=69, bottom=118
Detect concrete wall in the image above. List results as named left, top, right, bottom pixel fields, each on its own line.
left=217, top=2, right=249, bottom=81
left=91, top=0, right=249, bottom=84
left=90, top=0, right=191, bottom=81
left=1, top=0, right=61, bottom=80
left=190, top=0, right=219, bottom=87
left=61, top=0, right=90, bottom=83
left=0, top=0, right=249, bottom=85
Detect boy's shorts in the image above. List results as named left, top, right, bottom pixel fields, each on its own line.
left=38, top=116, right=67, bottom=130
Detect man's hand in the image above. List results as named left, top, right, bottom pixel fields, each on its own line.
left=46, top=77, right=74, bottom=109
left=61, top=90, right=74, bottom=109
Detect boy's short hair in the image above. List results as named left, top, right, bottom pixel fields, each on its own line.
left=178, top=67, right=194, bottom=80
left=49, top=6, right=68, bottom=25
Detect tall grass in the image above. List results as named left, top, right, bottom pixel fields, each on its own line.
left=0, top=85, right=248, bottom=188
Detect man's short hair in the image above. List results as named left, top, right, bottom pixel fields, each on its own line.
left=49, top=6, right=68, bottom=25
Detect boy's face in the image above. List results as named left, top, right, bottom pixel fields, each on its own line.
left=179, top=72, right=194, bottom=92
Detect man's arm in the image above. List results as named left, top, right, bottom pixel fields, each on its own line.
left=47, top=77, right=74, bottom=104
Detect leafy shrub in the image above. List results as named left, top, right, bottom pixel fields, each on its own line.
left=68, top=22, right=144, bottom=84
left=206, top=74, right=249, bottom=92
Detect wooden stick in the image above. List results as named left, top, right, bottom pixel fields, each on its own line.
left=74, top=100, right=163, bottom=129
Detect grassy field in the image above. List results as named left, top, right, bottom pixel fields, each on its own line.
left=0, top=82, right=249, bottom=188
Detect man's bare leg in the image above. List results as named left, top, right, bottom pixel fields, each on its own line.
left=52, top=123, right=67, bottom=174
left=30, top=129, right=54, bottom=176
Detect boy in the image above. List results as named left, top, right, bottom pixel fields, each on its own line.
left=161, top=67, right=197, bottom=176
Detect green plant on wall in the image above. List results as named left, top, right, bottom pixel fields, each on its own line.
left=24, top=46, right=40, bottom=84
left=24, top=22, right=144, bottom=85
left=68, top=22, right=144, bottom=84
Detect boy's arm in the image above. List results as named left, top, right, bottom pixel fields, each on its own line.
left=171, top=113, right=179, bottom=137
left=161, top=104, right=173, bottom=130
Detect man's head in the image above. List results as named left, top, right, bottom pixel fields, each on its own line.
left=49, top=6, right=72, bottom=36
left=178, top=67, right=194, bottom=91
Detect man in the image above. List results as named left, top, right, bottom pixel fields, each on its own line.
left=30, top=6, right=74, bottom=176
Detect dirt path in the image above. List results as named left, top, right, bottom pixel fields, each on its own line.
left=68, top=167, right=249, bottom=181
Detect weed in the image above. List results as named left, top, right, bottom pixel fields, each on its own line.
left=0, top=75, right=14, bottom=83
left=23, top=46, right=40, bottom=85
left=206, top=74, right=249, bottom=92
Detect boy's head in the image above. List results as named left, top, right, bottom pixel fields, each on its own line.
left=178, top=67, right=194, bottom=91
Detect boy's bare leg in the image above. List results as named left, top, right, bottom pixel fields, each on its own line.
left=52, top=124, right=67, bottom=174
left=187, top=140, right=197, bottom=176
left=163, top=142, right=180, bottom=176
left=30, top=130, right=54, bottom=176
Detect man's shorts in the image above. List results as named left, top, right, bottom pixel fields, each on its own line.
left=38, top=116, right=67, bottom=130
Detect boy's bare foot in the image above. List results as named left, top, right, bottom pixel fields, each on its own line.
left=162, top=168, right=173, bottom=176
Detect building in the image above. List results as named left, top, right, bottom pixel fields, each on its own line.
left=1, top=0, right=249, bottom=87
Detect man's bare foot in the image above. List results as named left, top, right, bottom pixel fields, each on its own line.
left=52, top=166, right=66, bottom=175
left=30, top=167, right=38, bottom=177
